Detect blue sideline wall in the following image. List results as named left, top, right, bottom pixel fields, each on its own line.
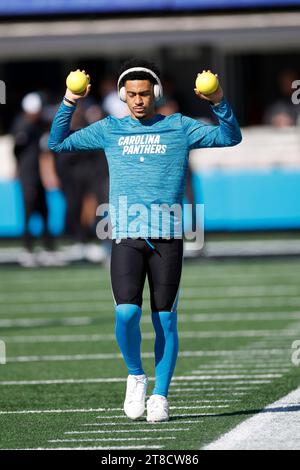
left=0, top=169, right=300, bottom=237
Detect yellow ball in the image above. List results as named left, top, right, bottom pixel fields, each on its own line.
left=195, top=71, right=219, bottom=95
left=66, top=70, right=89, bottom=94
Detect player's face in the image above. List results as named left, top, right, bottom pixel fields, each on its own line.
left=125, top=80, right=156, bottom=120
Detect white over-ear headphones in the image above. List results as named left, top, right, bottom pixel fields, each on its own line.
left=117, top=67, right=163, bottom=103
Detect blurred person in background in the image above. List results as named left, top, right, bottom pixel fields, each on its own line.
left=54, top=101, right=110, bottom=263
left=264, top=69, right=300, bottom=128
left=11, top=92, right=57, bottom=267
left=99, top=75, right=129, bottom=118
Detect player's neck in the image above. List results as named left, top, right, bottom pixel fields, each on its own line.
left=130, top=111, right=157, bottom=122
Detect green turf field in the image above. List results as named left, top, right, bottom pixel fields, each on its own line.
left=0, top=258, right=300, bottom=450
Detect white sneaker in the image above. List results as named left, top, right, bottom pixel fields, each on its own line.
left=147, top=394, right=169, bottom=423
left=123, top=374, right=148, bottom=420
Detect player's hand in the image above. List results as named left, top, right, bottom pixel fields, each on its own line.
left=65, top=70, right=91, bottom=102
left=194, top=72, right=224, bottom=105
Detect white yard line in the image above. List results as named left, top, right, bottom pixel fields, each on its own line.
left=1, top=311, right=300, bottom=328
left=170, top=384, right=269, bottom=392
left=0, top=378, right=127, bottom=386
left=50, top=437, right=175, bottom=442
left=0, top=375, right=276, bottom=386
left=2, top=297, right=300, bottom=314
left=0, top=302, right=111, bottom=314
left=3, top=329, right=298, bottom=343
left=3, top=267, right=300, bottom=284
left=52, top=436, right=176, bottom=443
left=82, top=420, right=198, bottom=426
left=0, top=407, right=225, bottom=418
left=0, top=317, right=93, bottom=328
left=169, top=399, right=237, bottom=403
left=170, top=381, right=270, bottom=392
left=60, top=428, right=190, bottom=436
left=183, top=270, right=300, bottom=279
left=168, top=394, right=244, bottom=399
left=170, top=405, right=230, bottom=409
left=3, top=274, right=300, bottom=289
left=28, top=445, right=164, bottom=450
left=190, top=364, right=290, bottom=370
left=189, top=370, right=289, bottom=375
left=177, top=298, right=300, bottom=308
left=171, top=381, right=273, bottom=386
left=170, top=393, right=248, bottom=397
left=1, top=285, right=300, bottom=303
left=80, top=413, right=224, bottom=420
left=0, top=408, right=107, bottom=415
left=203, top=387, right=300, bottom=450
left=4, top=349, right=287, bottom=363
left=180, top=374, right=283, bottom=379
left=170, top=387, right=258, bottom=391
left=146, top=312, right=300, bottom=322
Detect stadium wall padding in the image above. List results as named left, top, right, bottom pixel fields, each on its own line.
left=0, top=169, right=299, bottom=237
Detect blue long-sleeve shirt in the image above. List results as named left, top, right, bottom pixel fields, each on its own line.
left=49, top=98, right=242, bottom=238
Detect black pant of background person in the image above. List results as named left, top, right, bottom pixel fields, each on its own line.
left=20, top=177, right=54, bottom=252
left=185, top=165, right=198, bottom=233
left=56, top=151, right=109, bottom=243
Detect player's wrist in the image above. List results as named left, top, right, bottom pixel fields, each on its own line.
left=63, top=96, right=77, bottom=107
left=64, top=88, right=81, bottom=104
left=210, top=96, right=225, bottom=106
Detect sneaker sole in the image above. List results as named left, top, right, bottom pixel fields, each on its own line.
left=146, top=417, right=169, bottom=423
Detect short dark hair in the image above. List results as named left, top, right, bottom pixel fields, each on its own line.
left=118, top=58, right=161, bottom=87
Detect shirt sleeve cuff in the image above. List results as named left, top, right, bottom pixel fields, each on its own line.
left=209, top=97, right=226, bottom=108
left=61, top=100, right=77, bottom=112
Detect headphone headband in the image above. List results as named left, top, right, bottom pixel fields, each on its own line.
left=117, top=67, right=162, bottom=92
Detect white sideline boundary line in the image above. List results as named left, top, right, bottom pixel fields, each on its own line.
left=203, top=386, right=300, bottom=450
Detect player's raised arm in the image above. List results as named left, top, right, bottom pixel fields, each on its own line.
left=182, top=70, right=242, bottom=149
left=48, top=70, right=106, bottom=154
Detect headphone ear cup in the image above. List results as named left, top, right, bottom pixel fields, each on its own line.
left=154, top=84, right=163, bottom=101
left=154, top=84, right=159, bottom=100
left=119, top=87, right=126, bottom=102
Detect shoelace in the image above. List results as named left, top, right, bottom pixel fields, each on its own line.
left=127, top=378, right=146, bottom=402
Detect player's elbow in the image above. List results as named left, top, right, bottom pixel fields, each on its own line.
left=48, top=137, right=62, bottom=154
left=226, top=130, right=242, bottom=147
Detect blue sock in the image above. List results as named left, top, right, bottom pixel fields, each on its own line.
left=115, top=303, right=145, bottom=376
left=151, top=311, right=179, bottom=397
